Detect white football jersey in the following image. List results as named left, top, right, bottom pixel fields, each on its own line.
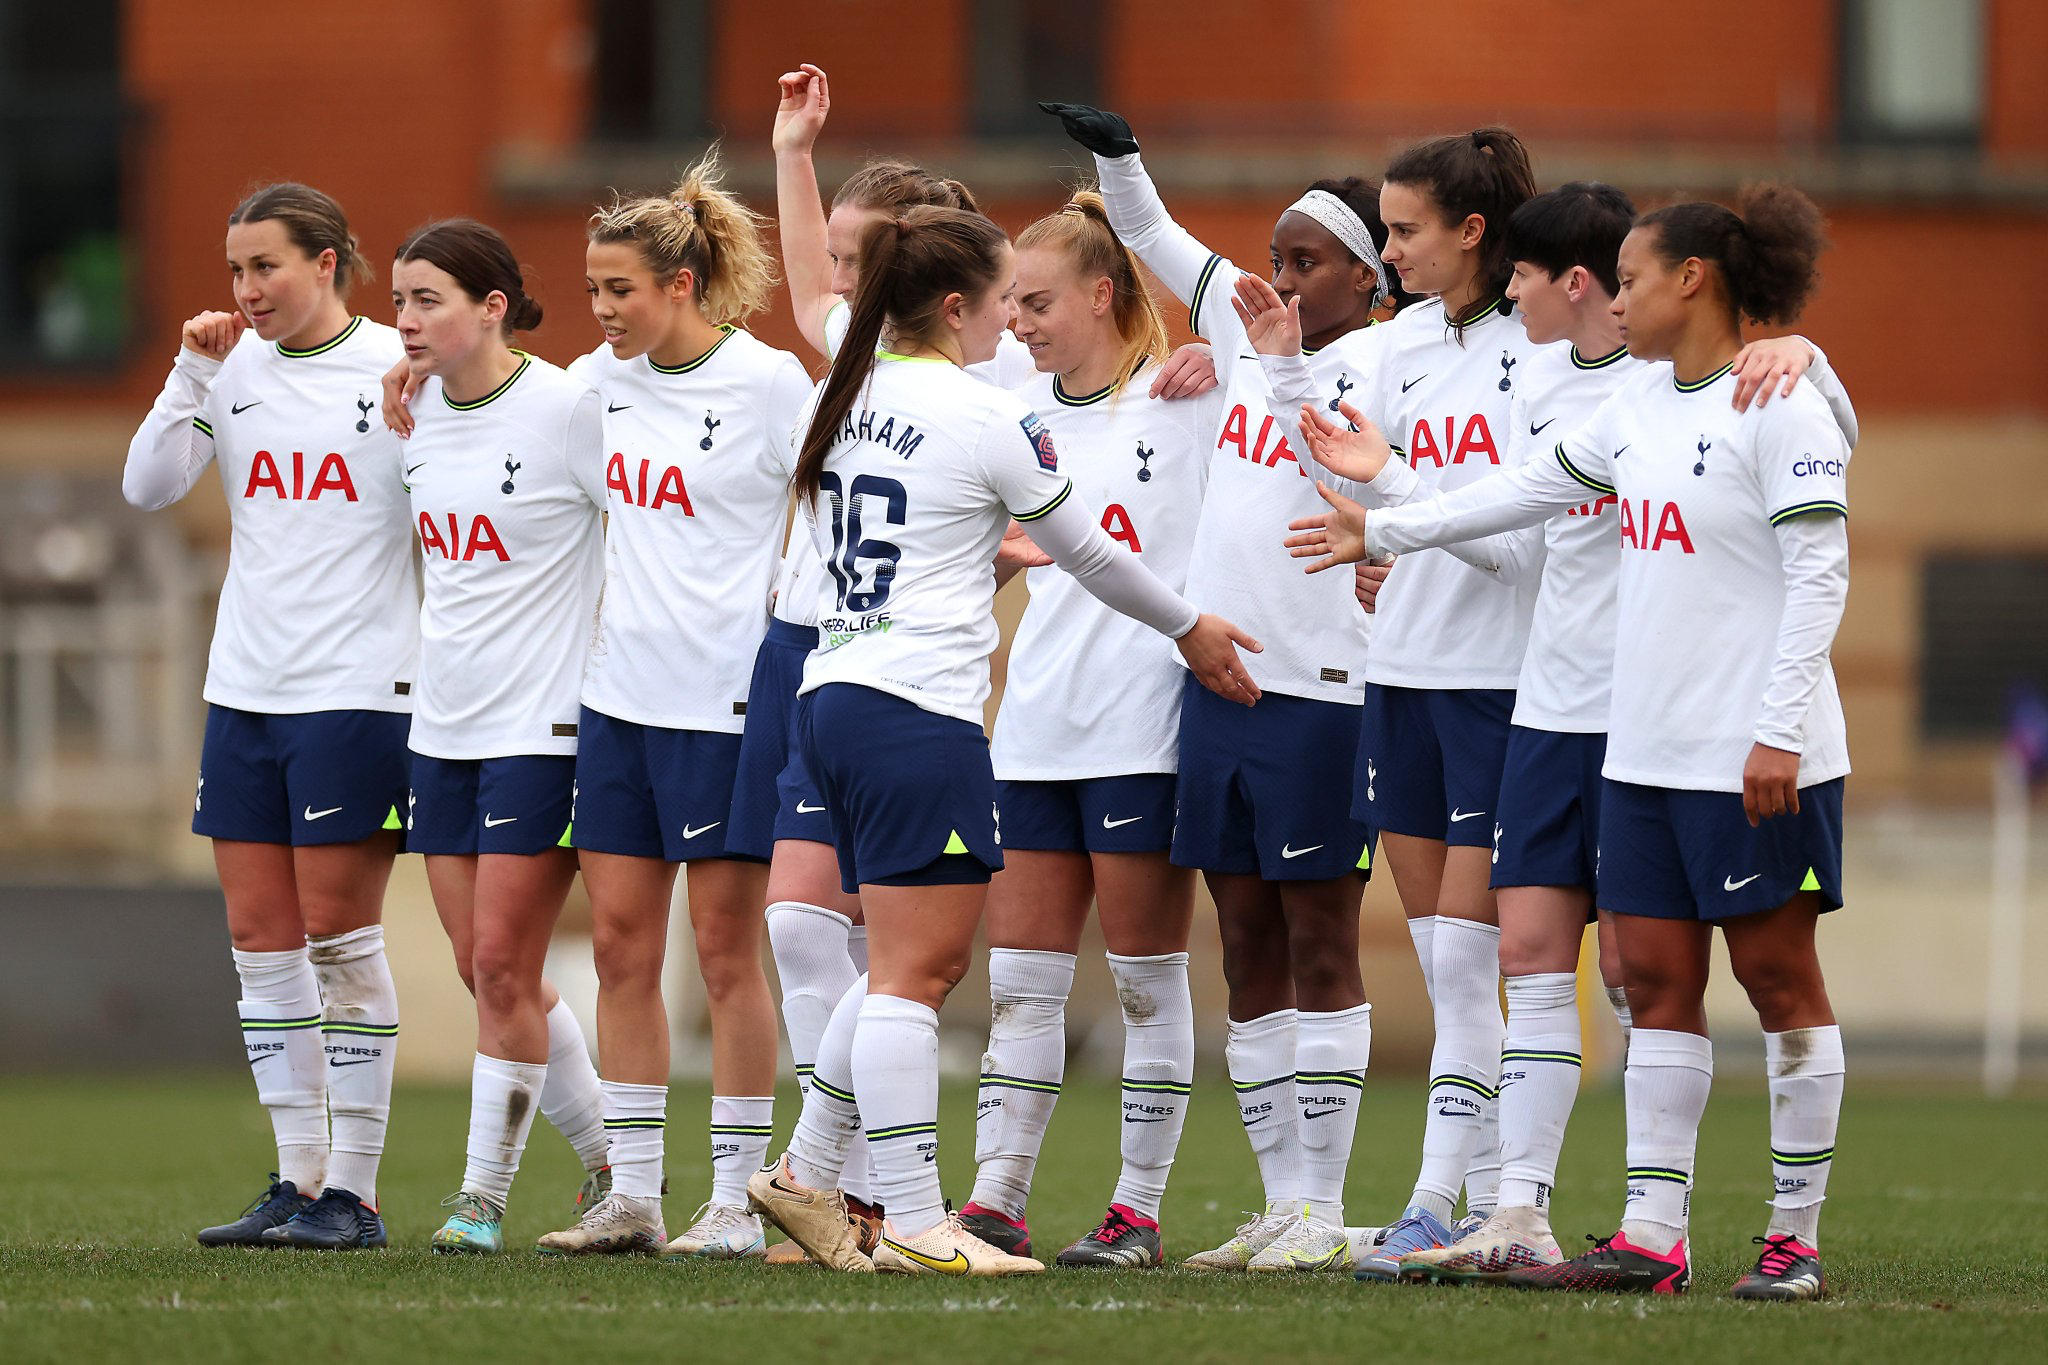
left=403, top=354, right=606, bottom=759
left=1344, top=298, right=1547, bottom=690
left=824, top=298, right=1034, bottom=386
left=991, top=365, right=1223, bottom=779
left=124, top=318, right=417, bottom=715
left=796, top=356, right=1082, bottom=725
left=571, top=329, right=813, bottom=732
left=1502, top=343, right=1640, bottom=731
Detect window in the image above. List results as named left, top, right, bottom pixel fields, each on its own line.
left=589, top=0, right=713, bottom=143
left=0, top=0, right=126, bottom=369
left=1839, top=0, right=1985, bottom=146
left=1920, top=554, right=2048, bottom=739
left=969, top=0, right=1100, bottom=139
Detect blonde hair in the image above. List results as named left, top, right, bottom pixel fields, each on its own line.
left=1015, top=189, right=1169, bottom=398
left=587, top=144, right=779, bottom=326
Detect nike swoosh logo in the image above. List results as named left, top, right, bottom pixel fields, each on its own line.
left=795, top=801, right=826, bottom=814
left=1724, top=874, right=1762, bottom=891
left=1123, top=1116, right=1168, bottom=1124
left=1401, top=375, right=1428, bottom=393
left=483, top=814, right=518, bottom=828
left=1102, top=815, right=1143, bottom=829
left=608, top=402, right=633, bottom=413
left=1448, top=809, right=1486, bottom=823
left=1302, top=1108, right=1346, bottom=1120
left=1243, top=1114, right=1270, bottom=1127
left=682, top=821, right=722, bottom=839
left=328, top=1058, right=375, bottom=1068
left=406, top=463, right=426, bottom=477
left=230, top=401, right=262, bottom=414
left=303, top=806, right=343, bottom=821
left=1613, top=444, right=1630, bottom=458
left=884, top=1239, right=969, bottom=1272
left=1280, top=843, right=1324, bottom=859
left=1529, top=418, right=1556, bottom=436
left=1437, top=1105, right=1475, bottom=1118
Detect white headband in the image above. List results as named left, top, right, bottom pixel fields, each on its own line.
left=1286, top=190, right=1389, bottom=306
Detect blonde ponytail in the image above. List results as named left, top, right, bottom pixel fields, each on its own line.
left=1016, top=189, right=1169, bottom=399
left=588, top=143, right=780, bottom=325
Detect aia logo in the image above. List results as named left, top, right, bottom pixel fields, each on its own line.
left=1617, top=499, right=1696, bottom=554
left=1566, top=495, right=1617, bottom=519
left=1217, top=403, right=1305, bottom=476
left=417, top=512, right=509, bottom=561
left=243, top=451, right=357, bottom=501
left=1405, top=414, right=1499, bottom=469
left=606, top=454, right=695, bottom=513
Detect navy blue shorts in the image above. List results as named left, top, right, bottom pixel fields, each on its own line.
left=1357, top=684, right=1515, bottom=847
left=193, top=705, right=409, bottom=846
left=1596, top=777, right=1845, bottom=922
left=407, top=752, right=576, bottom=857
left=997, top=774, right=1177, bottom=854
left=796, top=683, right=1002, bottom=894
left=1171, top=674, right=1374, bottom=881
left=1491, top=726, right=1607, bottom=894
left=728, top=619, right=832, bottom=859
left=571, top=707, right=760, bottom=863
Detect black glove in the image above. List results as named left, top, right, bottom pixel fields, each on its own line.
left=1038, top=101, right=1139, bottom=158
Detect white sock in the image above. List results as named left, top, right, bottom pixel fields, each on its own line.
left=851, top=993, right=945, bottom=1237
left=1226, top=1009, right=1301, bottom=1211
left=787, top=975, right=866, bottom=1191
left=1607, top=984, right=1634, bottom=1039
left=1295, top=1003, right=1371, bottom=1225
left=233, top=946, right=328, bottom=1192
left=1411, top=918, right=1503, bottom=1220
left=764, top=905, right=877, bottom=1204
left=1765, top=1026, right=1844, bottom=1246
left=308, top=926, right=398, bottom=1205
left=463, top=1053, right=547, bottom=1208
left=1621, top=1028, right=1713, bottom=1255
left=1407, top=915, right=1441, bottom=1003
left=968, top=948, right=1074, bottom=1220
left=541, top=999, right=609, bottom=1171
left=847, top=924, right=870, bottom=976
left=1497, top=972, right=1583, bottom=1224
left=1107, top=952, right=1194, bottom=1220
left=711, top=1095, right=775, bottom=1206
left=601, top=1079, right=667, bottom=1200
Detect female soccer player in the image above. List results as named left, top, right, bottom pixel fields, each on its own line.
left=126, top=184, right=408, bottom=1251
left=953, top=192, right=1226, bottom=1269
left=1285, top=184, right=1854, bottom=1301
left=746, top=204, right=1258, bottom=1277
left=1043, top=99, right=1395, bottom=1273
left=1242, top=128, right=1546, bottom=1275
left=529, top=153, right=814, bottom=1260
left=385, top=219, right=611, bottom=1255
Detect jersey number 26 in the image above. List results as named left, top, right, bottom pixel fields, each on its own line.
left=819, top=471, right=906, bottom=613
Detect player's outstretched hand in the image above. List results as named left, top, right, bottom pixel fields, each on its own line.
left=380, top=357, right=421, bottom=439
left=1038, top=101, right=1139, bottom=157
left=1741, top=742, right=1803, bottom=827
left=774, top=63, right=830, bottom=156
left=1283, top=482, right=1371, bottom=574
left=180, top=310, right=246, bottom=362
left=1231, top=273, right=1301, bottom=357
left=1149, top=342, right=1218, bottom=399
left=1729, top=334, right=1816, bottom=412
left=1176, top=613, right=1262, bottom=707
left=1298, top=401, right=1394, bottom=483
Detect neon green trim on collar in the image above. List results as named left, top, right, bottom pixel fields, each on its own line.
left=649, top=325, right=737, bottom=374
left=1674, top=361, right=1735, bottom=392
left=444, top=352, right=532, bottom=410
left=877, top=350, right=949, bottom=364
left=277, top=316, right=362, bottom=358
left=1572, top=345, right=1629, bottom=370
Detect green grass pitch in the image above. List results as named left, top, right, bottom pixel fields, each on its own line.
left=1, top=1072, right=2042, bottom=1362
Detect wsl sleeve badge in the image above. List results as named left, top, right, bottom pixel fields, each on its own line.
left=1020, top=413, right=1059, bottom=472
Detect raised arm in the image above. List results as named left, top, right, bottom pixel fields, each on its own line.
left=774, top=63, right=839, bottom=358
left=124, top=311, right=242, bottom=510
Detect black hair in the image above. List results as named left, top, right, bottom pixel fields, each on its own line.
left=1297, top=175, right=1416, bottom=308
left=393, top=218, right=544, bottom=334
left=1637, top=184, right=1828, bottom=325
left=1505, top=181, right=1635, bottom=297
left=1385, top=127, right=1538, bottom=332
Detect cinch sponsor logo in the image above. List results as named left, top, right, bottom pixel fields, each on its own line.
left=1217, top=403, right=1306, bottom=476
left=606, top=454, right=695, bottom=513
left=417, top=512, right=510, bottom=561
left=1792, top=456, right=1845, bottom=477
left=1405, top=414, right=1500, bottom=469
left=1617, top=499, right=1696, bottom=554
left=244, top=450, right=357, bottom=501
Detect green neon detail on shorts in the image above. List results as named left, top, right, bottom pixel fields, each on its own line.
left=1800, top=866, right=1820, bottom=892
left=382, top=805, right=402, bottom=831
left=943, top=830, right=969, bottom=855
left=558, top=823, right=574, bottom=848
left=1356, top=842, right=1372, bottom=871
